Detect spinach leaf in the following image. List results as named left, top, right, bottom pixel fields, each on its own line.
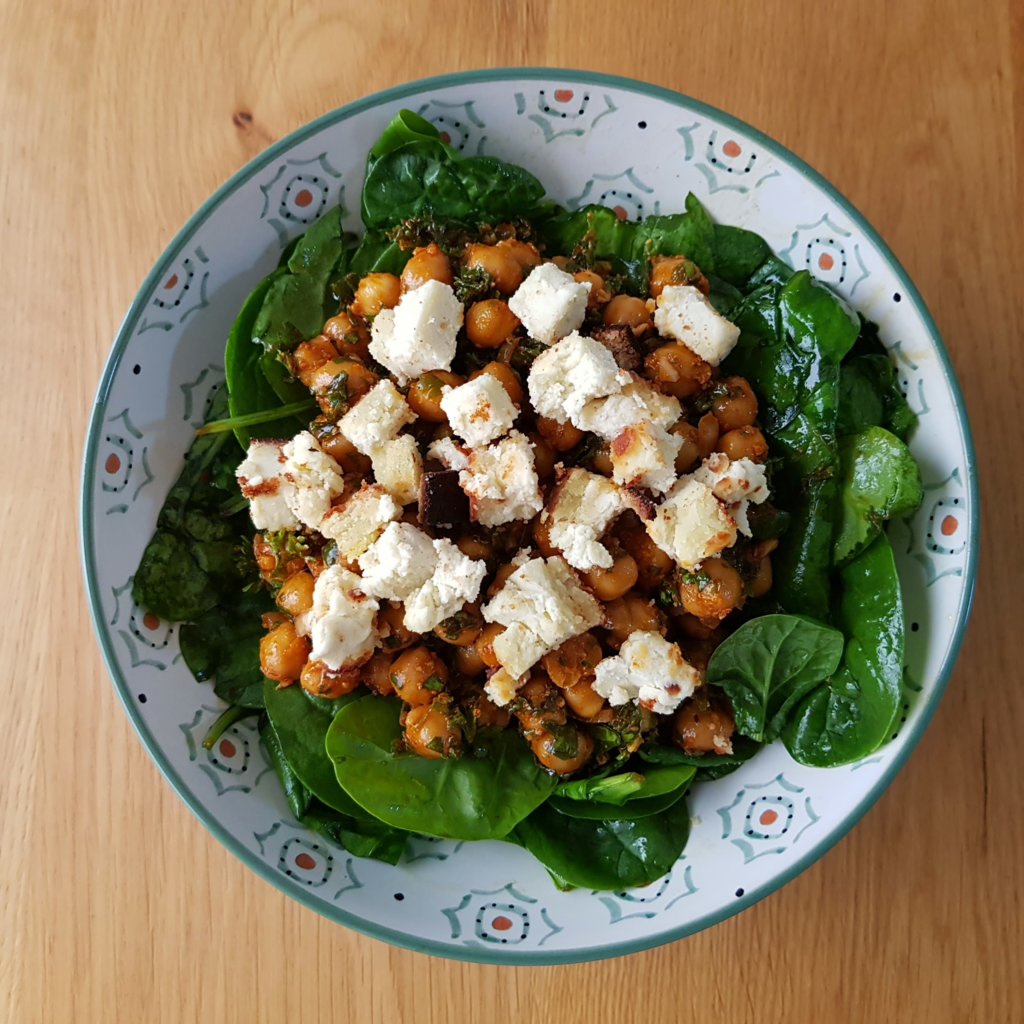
left=709, top=223, right=772, bottom=288
left=260, top=716, right=312, bottom=819
left=325, top=696, right=556, bottom=841
left=833, top=427, right=923, bottom=564
left=349, top=231, right=407, bottom=277
left=639, top=734, right=762, bottom=769
left=837, top=353, right=917, bottom=440
left=548, top=787, right=686, bottom=821
left=514, top=795, right=692, bottom=890
left=553, top=764, right=694, bottom=805
left=783, top=535, right=905, bottom=766
left=706, top=614, right=845, bottom=742
left=262, top=679, right=367, bottom=815
left=179, top=590, right=272, bottom=709
left=301, top=803, right=407, bottom=865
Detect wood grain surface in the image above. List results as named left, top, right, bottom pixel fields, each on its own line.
left=1, top=0, right=1020, bottom=1020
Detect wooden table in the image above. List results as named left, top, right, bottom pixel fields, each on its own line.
left=2, top=1, right=1019, bottom=1019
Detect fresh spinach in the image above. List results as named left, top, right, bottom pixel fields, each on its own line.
left=706, top=614, right=845, bottom=742
left=260, top=716, right=312, bottom=819
left=300, top=803, right=407, bottom=865
left=638, top=734, right=762, bottom=780
left=325, top=696, right=556, bottom=841
left=549, top=765, right=694, bottom=821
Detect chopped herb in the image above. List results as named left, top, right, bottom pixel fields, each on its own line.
left=323, top=368, right=350, bottom=414
left=423, top=675, right=446, bottom=693
left=548, top=725, right=580, bottom=760
left=265, top=530, right=309, bottom=562
left=425, top=736, right=446, bottom=754
left=679, top=568, right=712, bottom=591
left=656, top=576, right=681, bottom=608
left=453, top=264, right=497, bottom=304
left=322, top=540, right=340, bottom=566
left=509, top=337, right=546, bottom=373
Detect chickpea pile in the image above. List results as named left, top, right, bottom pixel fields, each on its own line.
left=256, top=236, right=780, bottom=776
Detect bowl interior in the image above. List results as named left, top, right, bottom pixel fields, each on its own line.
left=82, top=69, right=977, bottom=964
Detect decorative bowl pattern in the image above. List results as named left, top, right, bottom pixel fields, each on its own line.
left=81, top=69, right=978, bottom=964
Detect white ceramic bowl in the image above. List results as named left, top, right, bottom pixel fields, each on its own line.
left=81, top=69, right=978, bottom=964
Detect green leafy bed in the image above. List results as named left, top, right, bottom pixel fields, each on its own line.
left=132, top=111, right=923, bottom=890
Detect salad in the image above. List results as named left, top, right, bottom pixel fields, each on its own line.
left=132, top=110, right=923, bottom=891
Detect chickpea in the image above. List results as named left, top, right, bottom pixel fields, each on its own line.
left=455, top=533, right=494, bottom=562
left=300, top=659, right=361, bottom=699
left=747, top=555, right=774, bottom=599
left=711, top=376, right=759, bottom=431
left=649, top=255, right=710, bottom=299
left=474, top=623, right=507, bottom=669
left=405, top=703, right=462, bottom=759
left=276, top=570, right=315, bottom=617
left=574, top=270, right=610, bottom=309
left=645, top=343, right=713, bottom=399
left=487, top=563, right=518, bottom=599
left=671, top=420, right=701, bottom=474
left=454, top=643, right=487, bottom=676
left=532, top=517, right=558, bottom=557
left=466, top=299, right=520, bottom=349
left=471, top=694, right=512, bottom=729
left=259, top=622, right=310, bottom=684
left=604, top=294, right=652, bottom=330
left=697, top=412, right=720, bottom=458
left=529, top=433, right=557, bottom=480
left=473, top=361, right=524, bottom=407
left=562, top=680, right=607, bottom=720
left=529, top=728, right=594, bottom=775
left=390, top=646, right=448, bottom=707
left=516, top=675, right=567, bottom=734
left=378, top=603, right=418, bottom=652
left=590, top=443, right=614, bottom=476
left=253, top=534, right=305, bottom=583
left=315, top=426, right=372, bottom=474
left=401, top=244, right=453, bottom=292
left=463, top=243, right=524, bottom=295
left=542, top=633, right=603, bottom=690
left=719, top=425, right=769, bottom=463
left=674, top=694, right=737, bottom=756
left=361, top=652, right=396, bottom=696
left=434, top=605, right=482, bottom=647
left=407, top=370, right=464, bottom=422
left=293, top=336, right=339, bottom=386
left=603, top=594, right=665, bottom=648
left=351, top=272, right=401, bottom=317
left=496, top=238, right=541, bottom=270
left=617, top=522, right=674, bottom=591
left=583, top=552, right=639, bottom=601
left=679, top=558, right=746, bottom=622
left=677, top=613, right=719, bottom=640
left=309, top=358, right=379, bottom=415
left=323, top=312, right=370, bottom=362
left=536, top=415, right=584, bottom=452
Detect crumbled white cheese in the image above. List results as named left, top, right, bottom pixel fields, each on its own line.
left=320, top=483, right=401, bottom=560
left=527, top=331, right=627, bottom=424
left=307, top=565, right=379, bottom=670
left=459, top=431, right=543, bottom=527
left=609, top=420, right=682, bottom=495
left=546, top=468, right=625, bottom=571
left=574, top=375, right=682, bottom=440
left=592, top=630, right=698, bottom=714
left=280, top=431, right=346, bottom=530
left=427, top=435, right=470, bottom=471
left=508, top=262, right=590, bottom=345
left=440, top=374, right=518, bottom=448
left=654, top=284, right=741, bottom=366
left=236, top=440, right=299, bottom=531
left=482, top=556, right=602, bottom=700
left=484, top=667, right=524, bottom=708
left=646, top=476, right=737, bottom=568
left=339, top=379, right=416, bottom=456
left=403, top=538, right=487, bottom=634
left=357, top=521, right=437, bottom=601
left=367, top=279, right=463, bottom=384
left=692, top=453, right=769, bottom=538
left=370, top=434, right=423, bottom=505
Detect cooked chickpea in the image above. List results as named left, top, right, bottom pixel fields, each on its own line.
left=529, top=433, right=557, bottom=479
left=497, top=238, right=541, bottom=270
left=300, top=659, right=360, bottom=699
left=671, top=420, right=701, bottom=474
left=697, top=412, right=720, bottom=458
left=471, top=694, right=512, bottom=729
left=293, top=336, right=339, bottom=386
left=378, top=603, right=418, bottom=652
left=590, top=443, right=614, bottom=476
left=603, top=594, right=665, bottom=648
left=361, top=652, right=396, bottom=696
left=401, top=244, right=453, bottom=292
left=649, top=255, right=710, bottom=299
left=747, top=555, right=774, bottom=599
left=463, top=243, right=524, bottom=294
left=562, top=680, right=607, bottom=720
left=604, top=294, right=652, bottom=329
left=455, top=533, right=494, bottom=562
left=351, top=272, right=401, bottom=317
left=474, top=623, right=507, bottom=669
left=712, top=377, right=759, bottom=431
left=259, top=622, right=310, bottom=684
left=679, top=558, right=746, bottom=622
left=617, top=523, right=674, bottom=591
left=323, top=313, right=370, bottom=361
left=454, top=644, right=487, bottom=676
left=529, top=728, right=594, bottom=775
left=532, top=517, right=558, bottom=557
left=309, top=358, right=379, bottom=415
left=390, top=646, right=448, bottom=707
left=487, top=563, right=518, bottom=599
left=583, top=552, right=639, bottom=601
left=719, top=425, right=769, bottom=463
left=315, top=426, right=372, bottom=473
left=645, top=343, right=713, bottom=399
left=574, top=270, right=610, bottom=309
left=466, top=299, right=520, bottom=349
left=516, top=675, right=567, bottom=734
left=674, top=695, right=736, bottom=755
left=407, top=370, right=464, bottom=422
left=404, top=703, right=461, bottom=759
left=253, top=534, right=305, bottom=583
left=542, top=633, right=603, bottom=690
left=276, top=571, right=315, bottom=617
left=434, top=605, right=482, bottom=647
left=473, top=360, right=524, bottom=407
left=536, top=415, right=584, bottom=452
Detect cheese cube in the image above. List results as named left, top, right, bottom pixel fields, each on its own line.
left=574, top=375, right=682, bottom=440
left=440, top=374, right=518, bottom=448
left=339, top=379, right=416, bottom=455
left=609, top=420, right=682, bottom=495
left=654, top=284, right=741, bottom=366
left=459, top=431, right=542, bottom=527
left=320, top=483, right=401, bottom=560
left=692, top=453, right=770, bottom=537
left=236, top=440, right=299, bottom=531
left=508, top=262, right=590, bottom=344
left=281, top=431, right=346, bottom=530
left=367, top=279, right=463, bottom=384
left=357, top=521, right=437, bottom=601
left=592, top=630, right=698, bottom=714
left=646, top=476, right=737, bottom=568
left=403, top=538, right=487, bottom=634
left=527, top=331, right=627, bottom=425
left=427, top=436, right=470, bottom=471
left=370, top=434, right=423, bottom=505
left=307, top=565, right=379, bottom=671
left=484, top=667, right=524, bottom=708
left=546, top=468, right=625, bottom=571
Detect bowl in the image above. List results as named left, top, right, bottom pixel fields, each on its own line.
left=81, top=69, right=978, bottom=964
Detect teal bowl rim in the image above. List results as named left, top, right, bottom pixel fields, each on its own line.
left=80, top=67, right=980, bottom=965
